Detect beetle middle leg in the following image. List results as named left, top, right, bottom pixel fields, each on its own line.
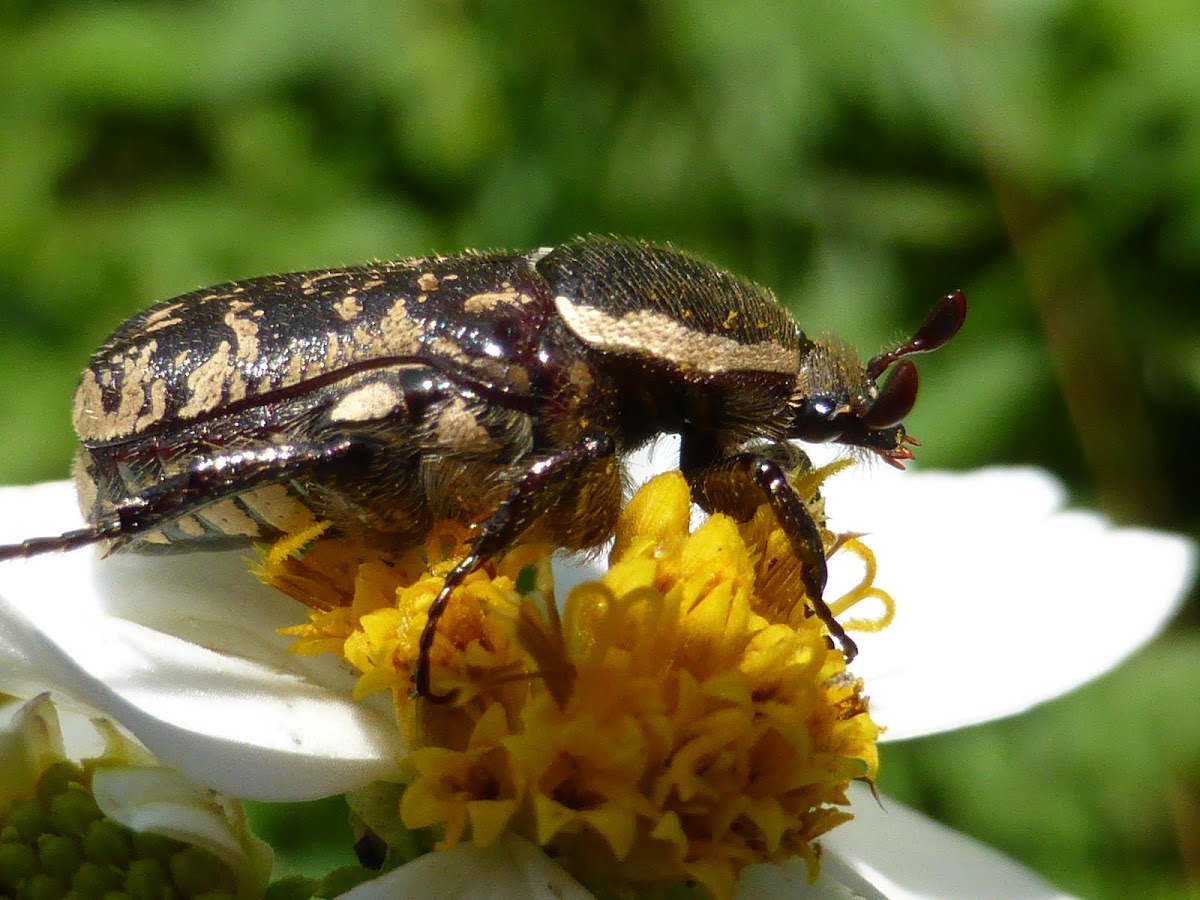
left=414, top=432, right=615, bottom=703
left=684, top=448, right=858, bottom=663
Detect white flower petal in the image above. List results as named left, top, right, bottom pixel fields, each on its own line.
left=737, top=854, right=884, bottom=899
left=624, top=442, right=1195, bottom=740
left=335, top=834, right=594, bottom=900
left=94, top=765, right=273, bottom=899
left=818, top=782, right=1078, bottom=899
left=0, top=482, right=403, bottom=800
left=0, top=617, right=43, bottom=700
left=820, top=464, right=1195, bottom=739
left=0, top=693, right=65, bottom=802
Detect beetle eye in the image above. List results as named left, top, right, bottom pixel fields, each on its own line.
left=795, top=397, right=843, bottom=443
left=864, top=359, right=918, bottom=429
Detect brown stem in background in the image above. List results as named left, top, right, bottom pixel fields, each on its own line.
left=988, top=179, right=1170, bottom=524
left=935, top=5, right=1171, bottom=525
left=936, top=3, right=1171, bottom=525
left=1169, top=778, right=1200, bottom=894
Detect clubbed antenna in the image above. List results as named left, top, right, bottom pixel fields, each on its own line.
left=866, top=290, right=967, bottom=382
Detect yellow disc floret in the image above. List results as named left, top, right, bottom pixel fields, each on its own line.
left=259, top=466, right=887, bottom=900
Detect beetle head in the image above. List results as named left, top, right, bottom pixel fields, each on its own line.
left=790, top=290, right=966, bottom=468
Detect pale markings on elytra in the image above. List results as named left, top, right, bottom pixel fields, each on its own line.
left=142, top=303, right=186, bottom=334
left=417, top=272, right=439, bottom=291
left=463, top=288, right=527, bottom=313
left=351, top=324, right=378, bottom=351
left=333, top=296, right=364, bottom=321
left=300, top=271, right=344, bottom=295
left=328, top=381, right=402, bottom=423
left=361, top=278, right=385, bottom=291
left=324, top=334, right=342, bottom=370
left=224, top=309, right=260, bottom=363
left=143, top=317, right=182, bottom=334
left=434, top=397, right=494, bottom=452
left=427, top=337, right=468, bottom=364
left=142, top=303, right=183, bottom=326
left=226, top=368, right=248, bottom=404
left=135, top=379, right=169, bottom=430
left=73, top=341, right=159, bottom=441
left=195, top=499, right=259, bottom=538
left=380, top=298, right=423, bottom=352
left=177, top=341, right=234, bottom=419
left=280, top=352, right=307, bottom=388
left=553, top=297, right=798, bottom=376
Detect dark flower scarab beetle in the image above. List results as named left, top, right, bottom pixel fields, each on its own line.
left=0, top=237, right=965, bottom=700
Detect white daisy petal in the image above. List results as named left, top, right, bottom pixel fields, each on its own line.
left=818, top=782, right=1078, bottom=899
left=737, top=853, right=886, bottom=899
left=93, top=764, right=274, bottom=898
left=0, top=482, right=403, bottom=800
left=0, top=609, right=42, bottom=699
left=820, top=465, right=1195, bottom=739
left=335, top=834, right=594, bottom=900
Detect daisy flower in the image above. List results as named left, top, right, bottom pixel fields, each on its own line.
left=0, top=443, right=1192, bottom=897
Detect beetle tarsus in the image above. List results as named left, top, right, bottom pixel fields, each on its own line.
left=0, top=522, right=123, bottom=561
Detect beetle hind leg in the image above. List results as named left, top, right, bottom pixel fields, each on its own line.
left=0, top=521, right=126, bottom=561
left=0, top=438, right=356, bottom=561
left=414, top=433, right=616, bottom=703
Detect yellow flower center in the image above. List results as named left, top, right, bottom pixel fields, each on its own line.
left=258, top=465, right=890, bottom=900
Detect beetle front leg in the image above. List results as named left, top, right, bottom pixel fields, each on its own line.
left=685, top=451, right=858, bottom=663
left=414, top=433, right=615, bottom=703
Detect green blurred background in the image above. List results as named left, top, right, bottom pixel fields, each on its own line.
left=1, top=2, right=1198, bottom=896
